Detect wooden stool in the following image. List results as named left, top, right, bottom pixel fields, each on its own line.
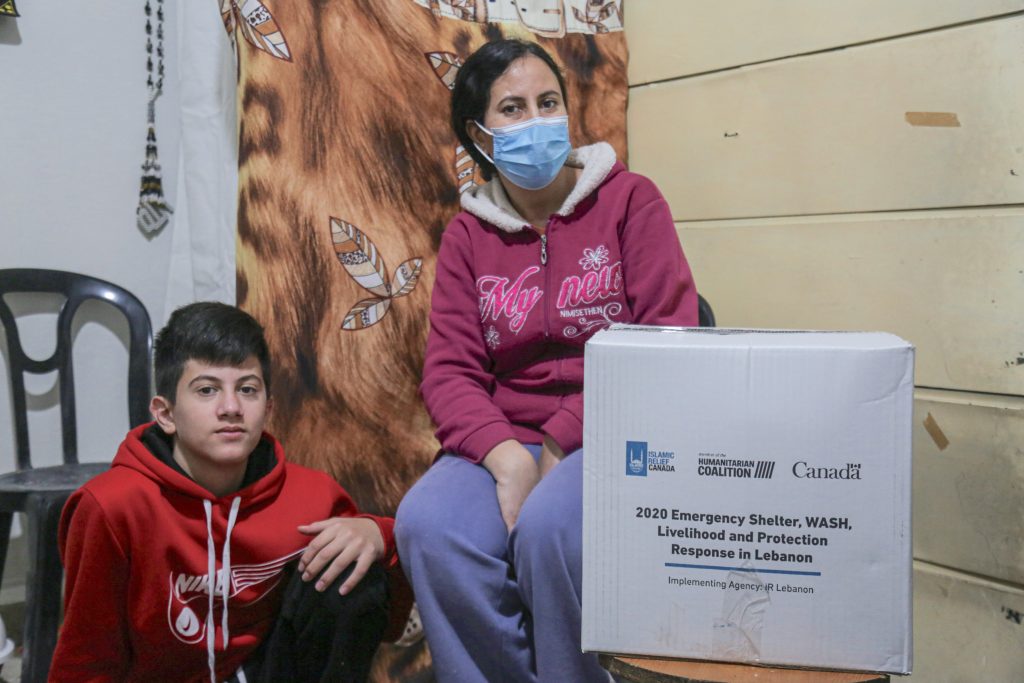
left=599, top=655, right=891, bottom=683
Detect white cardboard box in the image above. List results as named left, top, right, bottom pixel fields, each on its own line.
left=582, top=326, right=914, bottom=674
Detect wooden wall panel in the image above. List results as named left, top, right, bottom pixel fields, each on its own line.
left=676, top=210, right=1024, bottom=395
left=626, top=0, right=1024, bottom=84
left=913, top=389, right=1024, bottom=585
left=909, top=562, right=1024, bottom=682
left=630, top=5, right=1024, bottom=679
left=630, top=17, right=1024, bottom=220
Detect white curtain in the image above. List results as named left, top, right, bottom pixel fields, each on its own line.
left=165, top=0, right=238, bottom=312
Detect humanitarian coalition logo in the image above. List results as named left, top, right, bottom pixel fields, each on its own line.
left=626, top=441, right=675, bottom=477
left=697, top=453, right=775, bottom=479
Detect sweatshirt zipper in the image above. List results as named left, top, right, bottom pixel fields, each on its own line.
left=540, top=228, right=551, bottom=340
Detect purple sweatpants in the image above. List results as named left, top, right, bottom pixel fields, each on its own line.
left=395, top=446, right=612, bottom=683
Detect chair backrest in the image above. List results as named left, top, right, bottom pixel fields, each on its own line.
left=0, top=269, right=153, bottom=469
left=697, top=294, right=716, bottom=328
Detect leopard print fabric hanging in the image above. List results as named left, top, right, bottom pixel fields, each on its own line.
left=227, top=2, right=627, bottom=679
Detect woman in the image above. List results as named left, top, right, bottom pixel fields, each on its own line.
left=396, top=39, right=697, bottom=682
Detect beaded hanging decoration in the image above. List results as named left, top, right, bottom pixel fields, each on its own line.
left=136, top=0, right=174, bottom=235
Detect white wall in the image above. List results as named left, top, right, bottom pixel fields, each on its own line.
left=0, top=2, right=191, bottom=601
left=0, top=0, right=181, bottom=457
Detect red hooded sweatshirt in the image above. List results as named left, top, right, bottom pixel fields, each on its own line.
left=49, top=424, right=397, bottom=683
left=422, top=142, right=698, bottom=463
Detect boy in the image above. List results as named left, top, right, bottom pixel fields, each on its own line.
left=50, top=302, right=396, bottom=682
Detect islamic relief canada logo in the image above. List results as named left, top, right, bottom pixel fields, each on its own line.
left=626, top=441, right=648, bottom=477
left=626, top=441, right=676, bottom=477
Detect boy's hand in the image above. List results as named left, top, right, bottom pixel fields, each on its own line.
left=297, top=517, right=385, bottom=595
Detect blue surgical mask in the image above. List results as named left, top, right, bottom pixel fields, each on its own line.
left=474, top=116, right=572, bottom=191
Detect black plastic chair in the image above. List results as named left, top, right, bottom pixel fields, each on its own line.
left=0, top=269, right=152, bottom=682
left=697, top=294, right=716, bottom=328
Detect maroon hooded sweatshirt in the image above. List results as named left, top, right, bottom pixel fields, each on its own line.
left=422, top=142, right=698, bottom=463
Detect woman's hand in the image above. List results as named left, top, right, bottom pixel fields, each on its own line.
left=297, top=517, right=385, bottom=595
left=539, top=435, right=565, bottom=478
left=482, top=439, right=540, bottom=531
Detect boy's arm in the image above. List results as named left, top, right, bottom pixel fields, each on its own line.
left=296, top=487, right=396, bottom=595
left=50, top=489, right=131, bottom=682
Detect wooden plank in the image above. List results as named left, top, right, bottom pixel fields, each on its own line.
left=630, top=17, right=1024, bottom=220
left=600, top=655, right=888, bottom=683
left=676, top=210, right=1024, bottom=396
left=913, top=389, right=1024, bottom=585
left=626, top=0, right=1024, bottom=84
left=909, top=562, right=1024, bottom=682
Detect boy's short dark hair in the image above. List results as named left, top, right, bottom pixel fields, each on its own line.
left=154, top=302, right=272, bottom=401
left=451, top=39, right=568, bottom=181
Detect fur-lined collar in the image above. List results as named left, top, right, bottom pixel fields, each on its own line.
left=459, top=142, right=618, bottom=233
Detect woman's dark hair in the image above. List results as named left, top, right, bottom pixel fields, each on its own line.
left=154, top=302, right=272, bottom=401
left=451, top=39, right=568, bottom=181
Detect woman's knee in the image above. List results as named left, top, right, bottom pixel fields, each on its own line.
left=395, top=481, right=442, bottom=555
left=513, top=498, right=576, bottom=567
left=512, top=452, right=584, bottom=564
left=396, top=460, right=508, bottom=563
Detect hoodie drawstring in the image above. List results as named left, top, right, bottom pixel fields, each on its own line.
left=202, top=496, right=242, bottom=683
left=203, top=500, right=216, bottom=683
left=222, top=497, right=242, bottom=647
